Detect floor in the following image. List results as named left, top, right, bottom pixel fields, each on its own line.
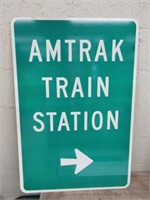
left=40, top=173, right=150, bottom=200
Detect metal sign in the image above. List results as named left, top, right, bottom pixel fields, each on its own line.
left=11, top=18, right=138, bottom=193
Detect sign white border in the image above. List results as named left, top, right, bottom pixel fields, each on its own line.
left=11, top=18, right=139, bottom=193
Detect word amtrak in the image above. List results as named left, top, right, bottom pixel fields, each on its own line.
left=29, top=39, right=124, bottom=62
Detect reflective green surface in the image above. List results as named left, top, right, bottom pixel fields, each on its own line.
left=12, top=19, right=137, bottom=191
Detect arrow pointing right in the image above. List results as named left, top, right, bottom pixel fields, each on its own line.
left=60, top=149, right=93, bottom=175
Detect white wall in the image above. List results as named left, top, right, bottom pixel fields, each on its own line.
left=0, top=0, right=150, bottom=199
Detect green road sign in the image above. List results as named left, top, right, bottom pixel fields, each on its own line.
left=11, top=19, right=138, bottom=193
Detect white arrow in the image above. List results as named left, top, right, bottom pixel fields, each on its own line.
left=60, top=149, right=93, bottom=174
